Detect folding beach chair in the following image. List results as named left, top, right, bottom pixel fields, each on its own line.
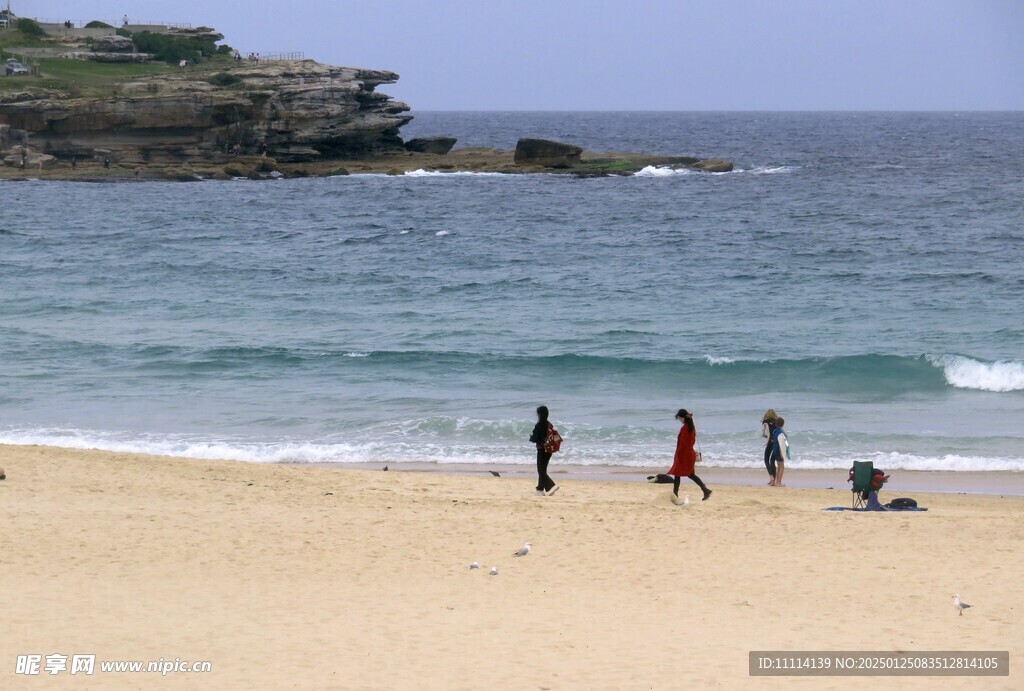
left=850, top=461, right=874, bottom=509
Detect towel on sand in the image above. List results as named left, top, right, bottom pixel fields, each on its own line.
left=823, top=506, right=928, bottom=512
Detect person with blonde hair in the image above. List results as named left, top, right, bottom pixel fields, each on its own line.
left=761, top=408, right=778, bottom=485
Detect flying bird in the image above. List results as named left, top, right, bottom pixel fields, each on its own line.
left=513, top=542, right=531, bottom=557
left=953, top=594, right=972, bottom=616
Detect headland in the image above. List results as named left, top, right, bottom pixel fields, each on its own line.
left=0, top=15, right=731, bottom=181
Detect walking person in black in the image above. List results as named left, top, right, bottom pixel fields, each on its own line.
left=529, top=405, right=559, bottom=496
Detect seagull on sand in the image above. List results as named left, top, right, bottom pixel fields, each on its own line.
left=953, top=594, right=972, bottom=616
left=489, top=566, right=499, bottom=576
left=489, top=470, right=501, bottom=477
left=469, top=562, right=480, bottom=570
left=513, top=542, right=531, bottom=557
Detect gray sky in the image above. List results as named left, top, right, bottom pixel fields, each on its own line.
left=18, top=0, right=1024, bottom=110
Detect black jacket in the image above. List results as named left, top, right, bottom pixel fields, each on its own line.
left=529, top=420, right=548, bottom=446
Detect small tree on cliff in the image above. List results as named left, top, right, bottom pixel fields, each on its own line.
left=131, top=31, right=218, bottom=64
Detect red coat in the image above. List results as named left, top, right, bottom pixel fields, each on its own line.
left=668, top=424, right=696, bottom=476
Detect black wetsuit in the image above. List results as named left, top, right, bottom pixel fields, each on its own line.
left=763, top=421, right=778, bottom=478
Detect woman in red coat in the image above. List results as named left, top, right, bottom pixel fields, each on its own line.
left=668, top=409, right=712, bottom=502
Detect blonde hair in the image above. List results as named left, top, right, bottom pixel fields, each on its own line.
left=762, top=408, right=777, bottom=424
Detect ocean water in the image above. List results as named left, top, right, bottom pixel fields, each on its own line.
left=2, top=112, right=1022, bottom=472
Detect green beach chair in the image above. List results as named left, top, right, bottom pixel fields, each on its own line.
left=850, top=461, right=874, bottom=509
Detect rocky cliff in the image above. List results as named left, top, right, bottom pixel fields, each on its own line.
left=0, top=61, right=411, bottom=162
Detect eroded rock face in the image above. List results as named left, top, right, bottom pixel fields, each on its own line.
left=58, top=52, right=155, bottom=63
left=513, top=138, right=583, bottom=167
left=0, top=61, right=412, bottom=162
left=404, top=136, right=457, bottom=154
left=689, top=158, right=733, bottom=173
left=90, top=35, right=136, bottom=53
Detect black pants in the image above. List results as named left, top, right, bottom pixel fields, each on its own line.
left=764, top=442, right=777, bottom=478
left=673, top=473, right=708, bottom=495
left=536, top=449, right=555, bottom=492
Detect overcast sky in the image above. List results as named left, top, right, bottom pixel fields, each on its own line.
left=17, top=0, right=1024, bottom=110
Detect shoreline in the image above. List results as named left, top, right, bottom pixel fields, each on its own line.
left=2, top=443, right=1021, bottom=496
left=316, top=461, right=1024, bottom=497
left=0, top=147, right=727, bottom=182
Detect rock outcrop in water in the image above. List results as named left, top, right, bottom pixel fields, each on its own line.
left=0, top=61, right=412, bottom=163
left=514, top=138, right=583, bottom=167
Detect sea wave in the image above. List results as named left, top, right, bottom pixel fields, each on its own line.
left=21, top=343, right=1019, bottom=395
left=633, top=166, right=696, bottom=177
left=927, top=355, right=1024, bottom=392
left=403, top=169, right=507, bottom=177
left=2, top=426, right=1022, bottom=472
left=748, top=165, right=798, bottom=175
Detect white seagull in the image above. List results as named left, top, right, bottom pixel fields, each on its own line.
left=953, top=594, right=972, bottom=616
left=513, top=542, right=531, bottom=557
left=469, top=562, right=480, bottom=570
left=489, top=566, right=499, bottom=576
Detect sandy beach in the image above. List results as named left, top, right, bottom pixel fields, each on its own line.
left=1, top=444, right=1021, bottom=690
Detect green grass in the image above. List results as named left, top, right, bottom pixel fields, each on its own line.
left=0, top=43, right=241, bottom=96
left=0, top=25, right=54, bottom=46
left=37, top=58, right=175, bottom=83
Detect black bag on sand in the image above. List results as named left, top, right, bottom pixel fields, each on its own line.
left=887, top=497, right=918, bottom=509
left=647, top=474, right=675, bottom=484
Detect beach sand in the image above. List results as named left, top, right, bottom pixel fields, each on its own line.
left=1, top=444, right=1020, bottom=689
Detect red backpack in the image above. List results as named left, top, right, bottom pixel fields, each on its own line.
left=544, top=422, right=563, bottom=453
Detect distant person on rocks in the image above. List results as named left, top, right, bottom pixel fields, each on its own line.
left=71, top=154, right=77, bottom=169
left=529, top=405, right=559, bottom=496
left=761, top=408, right=778, bottom=485
left=103, top=156, right=110, bottom=169
left=134, top=165, right=141, bottom=180
left=666, top=409, right=711, bottom=502
left=771, top=417, right=791, bottom=487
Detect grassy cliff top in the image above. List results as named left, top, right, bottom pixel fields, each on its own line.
left=0, top=25, right=234, bottom=96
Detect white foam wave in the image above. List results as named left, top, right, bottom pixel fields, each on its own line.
left=3, top=428, right=1023, bottom=473
left=704, top=355, right=736, bottom=365
left=633, top=165, right=694, bottom=177
left=860, top=452, right=1024, bottom=473
left=748, top=165, right=797, bottom=175
left=403, top=169, right=506, bottom=177
left=435, top=230, right=450, bottom=237
left=928, top=355, right=1024, bottom=392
